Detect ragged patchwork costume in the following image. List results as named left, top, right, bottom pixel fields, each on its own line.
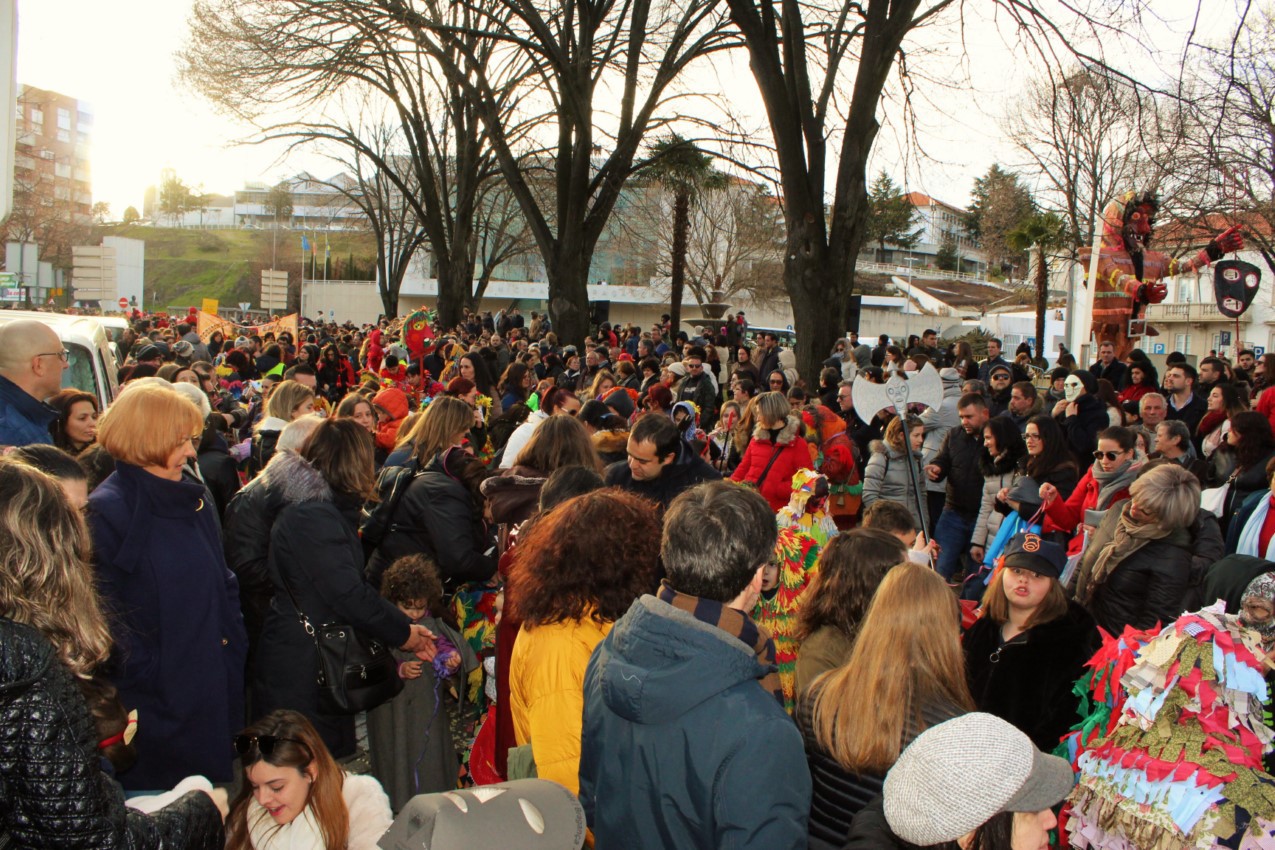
left=777, top=469, right=840, bottom=550
left=1059, top=604, right=1275, bottom=850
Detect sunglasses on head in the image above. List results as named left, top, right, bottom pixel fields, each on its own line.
left=234, top=734, right=307, bottom=758
left=1092, top=450, right=1124, bottom=462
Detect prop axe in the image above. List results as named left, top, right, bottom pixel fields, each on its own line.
left=852, top=363, right=945, bottom=547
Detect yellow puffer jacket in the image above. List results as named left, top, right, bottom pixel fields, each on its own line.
left=509, top=615, right=612, bottom=794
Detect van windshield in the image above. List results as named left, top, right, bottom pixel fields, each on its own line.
left=62, top=344, right=97, bottom=397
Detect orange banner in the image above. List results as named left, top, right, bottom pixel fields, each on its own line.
left=196, top=311, right=299, bottom=342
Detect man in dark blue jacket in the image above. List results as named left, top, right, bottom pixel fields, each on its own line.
left=0, top=320, right=65, bottom=447
left=579, top=481, right=811, bottom=849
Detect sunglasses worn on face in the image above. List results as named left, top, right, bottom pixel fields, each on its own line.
left=234, top=734, right=306, bottom=758
left=1093, top=450, right=1123, bottom=461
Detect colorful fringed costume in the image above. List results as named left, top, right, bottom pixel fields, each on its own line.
left=1081, top=192, right=1243, bottom=360
left=1059, top=605, right=1275, bottom=850
left=753, top=526, right=820, bottom=714
left=777, top=469, right=840, bottom=550
left=801, top=404, right=861, bottom=528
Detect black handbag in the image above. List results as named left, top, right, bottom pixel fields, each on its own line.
left=276, top=567, right=403, bottom=715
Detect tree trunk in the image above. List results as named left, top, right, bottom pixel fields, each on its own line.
left=1035, top=244, right=1047, bottom=363
left=547, top=242, right=592, bottom=351
left=437, top=254, right=472, bottom=331
left=785, top=215, right=848, bottom=386
left=669, top=189, right=690, bottom=335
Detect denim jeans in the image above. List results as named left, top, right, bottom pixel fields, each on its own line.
left=932, top=509, right=975, bottom=581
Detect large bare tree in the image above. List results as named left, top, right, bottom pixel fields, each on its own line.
left=375, top=0, right=736, bottom=347
left=180, top=0, right=530, bottom=326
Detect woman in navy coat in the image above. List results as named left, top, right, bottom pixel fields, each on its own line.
left=88, top=382, right=249, bottom=791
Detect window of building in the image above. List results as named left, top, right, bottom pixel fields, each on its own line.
left=30, top=108, right=43, bottom=125
left=55, top=163, right=71, bottom=178
left=57, top=108, right=71, bottom=130
left=77, top=131, right=89, bottom=144
left=56, top=129, right=71, bottom=143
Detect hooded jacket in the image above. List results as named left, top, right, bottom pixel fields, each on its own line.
left=373, top=388, right=410, bottom=454
left=607, top=439, right=722, bottom=509
left=252, top=452, right=411, bottom=757
left=0, top=618, right=224, bottom=849
left=579, top=595, right=811, bottom=849
left=731, top=414, right=813, bottom=511
left=862, top=440, right=925, bottom=526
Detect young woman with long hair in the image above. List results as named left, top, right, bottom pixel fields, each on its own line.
left=861, top=414, right=925, bottom=530
left=1000, top=415, right=1079, bottom=541
left=968, top=416, right=1028, bottom=566
left=47, top=388, right=99, bottom=454
left=225, top=710, right=391, bottom=850
left=1217, top=410, right=1275, bottom=536
left=794, top=528, right=908, bottom=697
left=1198, top=382, right=1250, bottom=461
left=498, top=362, right=533, bottom=411
left=801, top=563, right=975, bottom=848
left=1, top=457, right=227, bottom=846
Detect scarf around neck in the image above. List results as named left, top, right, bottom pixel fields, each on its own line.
left=657, top=581, right=784, bottom=705
left=1082, top=502, right=1176, bottom=604
left=1239, top=571, right=1275, bottom=654
left=1091, top=460, right=1138, bottom=510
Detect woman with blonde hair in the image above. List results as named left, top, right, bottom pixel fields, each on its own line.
left=861, top=414, right=925, bottom=530
left=586, top=369, right=618, bottom=401
left=365, top=397, right=499, bottom=590
left=801, top=562, right=974, bottom=849
left=1, top=458, right=227, bottom=846
left=1073, top=463, right=1200, bottom=635
left=731, top=391, right=813, bottom=511
left=226, top=710, right=391, bottom=850
left=253, top=380, right=316, bottom=473
left=88, top=381, right=248, bottom=791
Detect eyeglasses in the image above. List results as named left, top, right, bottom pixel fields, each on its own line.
left=233, top=734, right=308, bottom=758
left=1024, top=432, right=1042, bottom=441
left=1092, top=450, right=1125, bottom=461
left=37, top=350, right=70, bottom=362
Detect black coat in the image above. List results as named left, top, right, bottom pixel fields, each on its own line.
left=799, top=693, right=961, bottom=850
left=604, top=441, right=722, bottom=509
left=0, top=618, right=224, bottom=849
left=929, top=425, right=985, bottom=518
left=963, top=601, right=1099, bottom=752
left=840, top=797, right=903, bottom=850
left=197, top=444, right=241, bottom=521
left=1090, top=359, right=1128, bottom=391
left=253, top=456, right=412, bottom=758
left=223, top=451, right=303, bottom=664
left=1222, top=449, right=1275, bottom=539
left=1077, top=508, right=1193, bottom=636
left=1059, top=393, right=1108, bottom=466
left=365, top=451, right=499, bottom=591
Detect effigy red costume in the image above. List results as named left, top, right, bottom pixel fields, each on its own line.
left=1080, top=192, right=1243, bottom=359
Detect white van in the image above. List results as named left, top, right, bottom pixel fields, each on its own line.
left=0, top=310, right=120, bottom=409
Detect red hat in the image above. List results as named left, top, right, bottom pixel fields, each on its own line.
left=618, top=352, right=634, bottom=362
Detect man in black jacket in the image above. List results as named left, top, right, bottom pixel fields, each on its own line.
left=1089, top=341, right=1128, bottom=390
left=923, top=394, right=989, bottom=580
left=605, top=413, right=721, bottom=509
left=1163, top=363, right=1207, bottom=437
left=756, top=332, right=783, bottom=385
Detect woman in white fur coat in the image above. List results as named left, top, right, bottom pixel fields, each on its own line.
left=226, top=710, right=393, bottom=850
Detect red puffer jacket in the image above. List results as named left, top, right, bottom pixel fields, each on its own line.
left=732, top=414, right=815, bottom=511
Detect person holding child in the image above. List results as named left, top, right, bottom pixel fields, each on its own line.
left=367, top=555, right=477, bottom=810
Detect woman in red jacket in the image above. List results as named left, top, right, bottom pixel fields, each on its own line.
left=732, top=391, right=814, bottom=511
left=1116, top=361, right=1158, bottom=407
left=1039, top=425, right=1139, bottom=556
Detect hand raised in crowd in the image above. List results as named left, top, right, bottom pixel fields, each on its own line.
left=1038, top=482, right=1059, bottom=506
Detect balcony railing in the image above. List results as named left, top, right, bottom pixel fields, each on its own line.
left=1145, top=302, right=1246, bottom=323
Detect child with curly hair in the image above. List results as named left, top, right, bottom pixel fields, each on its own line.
left=367, top=554, right=477, bottom=810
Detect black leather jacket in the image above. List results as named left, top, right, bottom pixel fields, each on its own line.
left=0, top=618, right=223, bottom=849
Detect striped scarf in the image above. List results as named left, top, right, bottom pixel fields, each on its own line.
left=657, top=581, right=784, bottom=705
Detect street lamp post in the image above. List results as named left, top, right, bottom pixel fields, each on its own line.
left=897, top=255, right=921, bottom=339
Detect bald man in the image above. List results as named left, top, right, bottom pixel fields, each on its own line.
left=0, top=320, right=68, bottom=447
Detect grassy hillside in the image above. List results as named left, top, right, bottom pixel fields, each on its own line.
left=92, top=224, right=378, bottom=310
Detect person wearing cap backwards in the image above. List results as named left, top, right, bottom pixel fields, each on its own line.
left=962, top=532, right=1099, bottom=752
left=843, top=712, right=1074, bottom=850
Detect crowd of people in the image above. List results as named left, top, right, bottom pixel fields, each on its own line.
left=0, top=305, right=1273, bottom=849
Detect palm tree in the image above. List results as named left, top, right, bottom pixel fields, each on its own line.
left=1008, top=212, right=1068, bottom=364
left=642, top=135, right=722, bottom=335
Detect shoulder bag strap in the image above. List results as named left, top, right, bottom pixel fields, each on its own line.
left=754, top=443, right=788, bottom=492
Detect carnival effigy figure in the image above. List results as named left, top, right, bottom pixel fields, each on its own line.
left=1082, top=191, right=1243, bottom=359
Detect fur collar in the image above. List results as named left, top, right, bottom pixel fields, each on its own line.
left=981, top=446, right=1025, bottom=476
left=245, top=774, right=391, bottom=850
left=752, top=413, right=802, bottom=445
left=593, top=429, right=629, bottom=454
left=260, top=450, right=332, bottom=505
left=869, top=439, right=910, bottom=459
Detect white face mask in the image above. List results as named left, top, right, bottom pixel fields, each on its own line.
left=1064, top=377, right=1084, bottom=402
